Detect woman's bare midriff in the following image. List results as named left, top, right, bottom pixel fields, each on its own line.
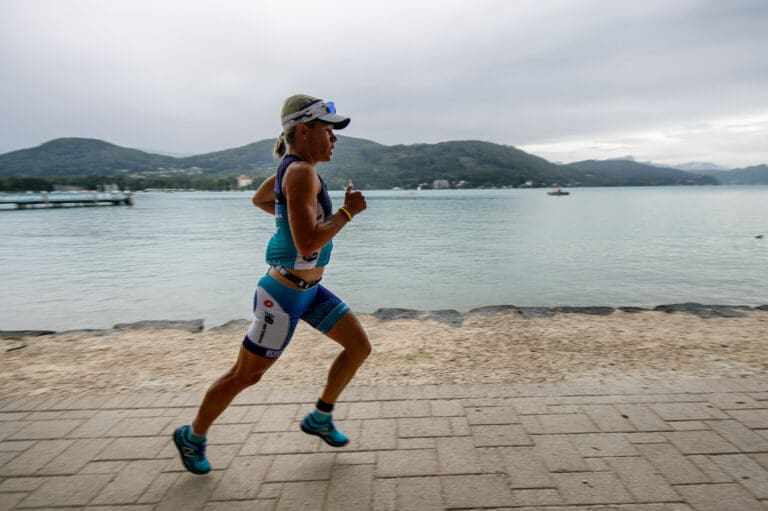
left=269, top=266, right=325, bottom=290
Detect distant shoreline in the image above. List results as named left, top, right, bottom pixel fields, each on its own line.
left=2, top=303, right=766, bottom=340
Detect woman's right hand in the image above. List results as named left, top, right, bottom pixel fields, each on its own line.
left=343, top=183, right=367, bottom=218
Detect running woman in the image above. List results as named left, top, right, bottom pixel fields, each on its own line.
left=173, top=94, right=370, bottom=474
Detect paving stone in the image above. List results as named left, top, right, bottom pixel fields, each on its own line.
left=253, top=404, right=300, bottom=432
left=138, top=472, right=181, bottom=504
left=9, top=419, right=83, bottom=440
left=449, top=416, right=471, bottom=436
left=429, top=400, right=464, bottom=417
left=240, top=405, right=267, bottom=423
left=581, top=404, right=637, bottom=432
left=0, top=492, right=27, bottom=511
left=706, top=419, right=768, bottom=452
left=211, top=455, right=272, bottom=500
left=79, top=460, right=125, bottom=474
left=472, top=424, right=532, bottom=446
left=0, top=439, right=73, bottom=476
left=389, top=477, right=443, bottom=511
left=651, top=402, right=729, bottom=421
left=203, top=501, right=275, bottom=511
left=18, top=474, right=113, bottom=507
left=380, top=400, right=430, bottom=418
left=96, top=436, right=167, bottom=460
left=0, top=476, right=47, bottom=492
left=105, top=416, right=173, bottom=437
left=376, top=449, right=438, bottom=478
left=68, top=410, right=130, bottom=438
left=498, top=446, right=554, bottom=488
left=508, top=397, right=550, bottom=414
left=154, top=471, right=223, bottom=511
left=727, top=409, right=768, bottom=428
left=552, top=471, right=634, bottom=505
left=606, top=456, right=680, bottom=501
left=358, top=419, right=398, bottom=450
left=243, top=431, right=318, bottom=455
left=706, top=393, right=765, bottom=410
left=440, top=474, right=516, bottom=508
left=664, top=430, right=739, bottom=454
left=336, top=451, right=376, bottom=465
left=398, top=437, right=436, bottom=449
left=266, top=453, right=335, bottom=482
left=397, top=417, right=453, bottom=437
left=326, top=463, right=374, bottom=510
left=626, top=432, right=668, bottom=444
left=676, top=483, right=765, bottom=511
left=0, top=439, right=34, bottom=452
left=91, top=459, right=167, bottom=504
left=275, top=480, right=327, bottom=511
left=39, top=438, right=111, bottom=475
left=465, top=405, right=519, bottom=425
left=207, top=423, right=253, bottom=445
left=670, top=420, right=707, bottom=430
left=535, top=435, right=590, bottom=472
left=754, top=452, right=768, bottom=471
left=345, top=401, right=381, bottom=419
left=372, top=478, right=397, bottom=511
left=709, top=454, right=768, bottom=499
left=569, top=433, right=638, bottom=457
left=688, top=454, right=735, bottom=483
left=522, top=413, right=598, bottom=434
left=435, top=436, right=483, bottom=474
left=513, top=488, right=564, bottom=506
left=636, top=443, right=710, bottom=484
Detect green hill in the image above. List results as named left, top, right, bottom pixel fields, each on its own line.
left=563, top=159, right=718, bottom=186
left=707, top=165, right=768, bottom=185
left=0, top=138, right=177, bottom=176
left=3, top=136, right=762, bottom=190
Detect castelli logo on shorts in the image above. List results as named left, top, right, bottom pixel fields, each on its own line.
left=264, top=300, right=274, bottom=308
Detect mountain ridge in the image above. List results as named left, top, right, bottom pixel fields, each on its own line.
left=1, top=137, right=765, bottom=189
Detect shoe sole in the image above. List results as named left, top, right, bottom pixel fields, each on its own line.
left=301, top=422, right=349, bottom=447
left=173, top=429, right=211, bottom=475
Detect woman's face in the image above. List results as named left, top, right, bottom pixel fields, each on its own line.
left=302, top=121, right=337, bottom=163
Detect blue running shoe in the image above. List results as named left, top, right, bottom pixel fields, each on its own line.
left=301, top=412, right=349, bottom=447
left=173, top=425, right=211, bottom=474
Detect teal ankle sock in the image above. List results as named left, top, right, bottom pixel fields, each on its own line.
left=311, top=410, right=332, bottom=423
left=188, top=427, right=206, bottom=444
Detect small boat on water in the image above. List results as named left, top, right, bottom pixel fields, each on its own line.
left=547, top=188, right=570, bottom=196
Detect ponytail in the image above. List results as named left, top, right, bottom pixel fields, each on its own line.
left=272, top=126, right=297, bottom=158
left=272, top=132, right=286, bottom=158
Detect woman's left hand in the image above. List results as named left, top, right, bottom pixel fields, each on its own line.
left=343, top=184, right=367, bottom=218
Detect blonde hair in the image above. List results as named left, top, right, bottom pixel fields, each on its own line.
left=272, top=94, right=322, bottom=158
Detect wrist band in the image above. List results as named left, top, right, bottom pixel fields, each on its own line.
left=339, top=207, right=353, bottom=221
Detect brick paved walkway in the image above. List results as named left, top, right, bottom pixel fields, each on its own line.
left=1, top=378, right=767, bottom=510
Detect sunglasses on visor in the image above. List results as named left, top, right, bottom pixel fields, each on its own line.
left=281, top=101, right=336, bottom=130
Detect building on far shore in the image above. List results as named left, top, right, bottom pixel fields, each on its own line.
left=432, top=179, right=450, bottom=189
left=236, top=175, right=254, bottom=188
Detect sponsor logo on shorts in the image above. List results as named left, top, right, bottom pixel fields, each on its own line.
left=264, top=299, right=274, bottom=308
left=303, top=252, right=319, bottom=262
left=265, top=350, right=281, bottom=358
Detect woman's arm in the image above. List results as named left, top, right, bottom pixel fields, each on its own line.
left=252, top=175, right=276, bottom=215
left=283, top=162, right=365, bottom=255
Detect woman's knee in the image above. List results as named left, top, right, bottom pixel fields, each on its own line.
left=349, top=337, right=372, bottom=364
left=221, top=367, right=265, bottom=391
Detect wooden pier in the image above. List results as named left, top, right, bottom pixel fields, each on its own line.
left=0, top=191, right=133, bottom=209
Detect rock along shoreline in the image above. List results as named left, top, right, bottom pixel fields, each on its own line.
left=2, top=302, right=767, bottom=340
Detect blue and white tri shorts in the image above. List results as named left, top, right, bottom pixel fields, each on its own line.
left=242, top=272, right=350, bottom=359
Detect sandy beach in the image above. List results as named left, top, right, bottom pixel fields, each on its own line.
left=1, top=308, right=767, bottom=397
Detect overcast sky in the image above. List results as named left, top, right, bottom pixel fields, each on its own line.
left=1, top=0, right=767, bottom=168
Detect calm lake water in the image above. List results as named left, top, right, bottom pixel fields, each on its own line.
left=2, top=187, right=767, bottom=331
